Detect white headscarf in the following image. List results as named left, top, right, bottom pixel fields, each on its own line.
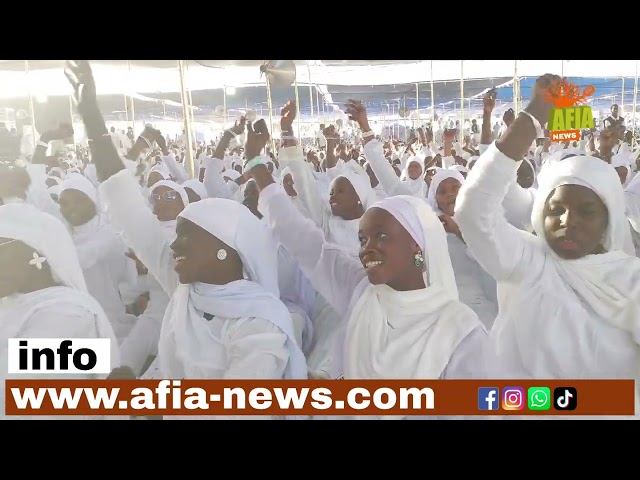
left=400, top=157, right=426, bottom=196
left=532, top=155, right=634, bottom=257
left=222, top=169, right=241, bottom=182
left=151, top=180, right=189, bottom=208
left=330, top=169, right=377, bottom=210
left=427, top=169, right=465, bottom=214
left=341, top=195, right=480, bottom=379
left=181, top=179, right=208, bottom=201
left=525, top=155, right=640, bottom=335
left=149, top=180, right=188, bottom=237
left=146, top=164, right=171, bottom=184
left=161, top=198, right=306, bottom=379
left=60, top=173, right=98, bottom=205
left=0, top=204, right=119, bottom=363
left=46, top=175, right=62, bottom=186
left=59, top=173, right=120, bottom=270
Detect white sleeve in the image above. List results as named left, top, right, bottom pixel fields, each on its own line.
left=99, top=169, right=178, bottom=296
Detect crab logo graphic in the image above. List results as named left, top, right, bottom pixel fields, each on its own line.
left=546, top=79, right=596, bottom=142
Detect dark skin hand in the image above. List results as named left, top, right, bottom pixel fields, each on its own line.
left=65, top=60, right=125, bottom=182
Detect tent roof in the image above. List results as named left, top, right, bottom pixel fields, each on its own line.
left=1, top=61, right=638, bottom=127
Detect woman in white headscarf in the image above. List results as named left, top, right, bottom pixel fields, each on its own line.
left=456, top=76, right=640, bottom=414
left=99, top=167, right=307, bottom=400
left=278, top=140, right=378, bottom=377
left=59, top=173, right=138, bottom=343
left=69, top=114, right=308, bottom=401
left=0, top=203, right=120, bottom=419
left=399, top=157, right=427, bottom=197
left=251, top=159, right=489, bottom=389
left=149, top=180, right=189, bottom=238
left=182, top=179, right=208, bottom=203
left=249, top=122, right=489, bottom=381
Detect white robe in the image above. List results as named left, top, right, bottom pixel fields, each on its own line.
left=100, top=170, right=305, bottom=419
left=258, top=183, right=492, bottom=382
left=456, top=143, right=640, bottom=418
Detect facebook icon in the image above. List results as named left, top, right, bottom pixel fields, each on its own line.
left=478, top=387, right=500, bottom=411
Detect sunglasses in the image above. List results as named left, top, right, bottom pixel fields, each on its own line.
left=150, top=191, right=179, bottom=203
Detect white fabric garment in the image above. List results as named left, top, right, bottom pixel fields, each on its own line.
left=0, top=204, right=120, bottom=419
left=159, top=198, right=307, bottom=380
left=100, top=171, right=306, bottom=418
left=151, top=180, right=189, bottom=208
left=324, top=169, right=376, bottom=255
left=426, top=169, right=465, bottom=214
left=399, top=158, right=426, bottom=196
left=280, top=146, right=372, bottom=257
left=59, top=174, right=137, bottom=342
left=257, top=184, right=491, bottom=391
left=343, top=195, right=483, bottom=379
left=181, top=179, right=208, bottom=200
left=456, top=144, right=640, bottom=412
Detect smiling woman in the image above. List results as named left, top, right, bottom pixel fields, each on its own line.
left=61, top=60, right=307, bottom=420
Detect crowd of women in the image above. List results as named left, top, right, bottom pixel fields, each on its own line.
left=1, top=60, right=639, bottom=420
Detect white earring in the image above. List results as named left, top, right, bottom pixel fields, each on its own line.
left=29, top=252, right=47, bottom=270
left=217, top=249, right=227, bottom=260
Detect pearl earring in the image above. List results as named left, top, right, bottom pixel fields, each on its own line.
left=414, top=251, right=424, bottom=267
left=217, top=249, right=227, bottom=260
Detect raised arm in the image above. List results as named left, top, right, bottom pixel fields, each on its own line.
left=65, top=60, right=178, bottom=295
left=246, top=102, right=366, bottom=318
left=346, top=99, right=413, bottom=197
left=456, top=75, right=559, bottom=281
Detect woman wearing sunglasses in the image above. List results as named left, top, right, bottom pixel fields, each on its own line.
left=67, top=61, right=306, bottom=421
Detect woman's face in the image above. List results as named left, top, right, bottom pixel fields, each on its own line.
left=58, top=189, right=97, bottom=227
left=436, top=178, right=461, bottom=216
left=358, top=208, right=424, bottom=290
left=407, top=161, right=422, bottom=181
left=517, top=160, right=535, bottom=189
left=150, top=185, right=185, bottom=221
left=170, top=218, right=241, bottom=285
left=282, top=173, right=297, bottom=197
left=329, top=177, right=361, bottom=217
left=543, top=184, right=609, bottom=260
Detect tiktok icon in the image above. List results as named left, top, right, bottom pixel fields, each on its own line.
left=553, top=387, right=578, bottom=411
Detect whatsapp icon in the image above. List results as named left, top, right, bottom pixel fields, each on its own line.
left=527, top=387, right=551, bottom=410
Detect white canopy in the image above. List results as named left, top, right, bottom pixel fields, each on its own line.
left=0, top=60, right=638, bottom=99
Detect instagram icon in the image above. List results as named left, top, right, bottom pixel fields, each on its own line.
left=502, top=387, right=525, bottom=410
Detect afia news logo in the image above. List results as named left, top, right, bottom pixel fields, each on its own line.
left=7, top=338, right=111, bottom=374
left=545, top=78, right=595, bottom=143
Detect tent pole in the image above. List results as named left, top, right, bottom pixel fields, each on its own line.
left=632, top=61, right=638, bottom=149
left=177, top=60, right=195, bottom=179
left=430, top=61, right=435, bottom=126
left=460, top=60, right=464, bottom=143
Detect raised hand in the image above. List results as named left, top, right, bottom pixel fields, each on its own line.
left=483, top=88, right=496, bottom=113
left=64, top=61, right=99, bottom=118
left=344, top=99, right=370, bottom=132
left=231, top=116, right=246, bottom=136
left=280, top=101, right=296, bottom=132
left=525, top=73, right=562, bottom=125
left=245, top=119, right=270, bottom=161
